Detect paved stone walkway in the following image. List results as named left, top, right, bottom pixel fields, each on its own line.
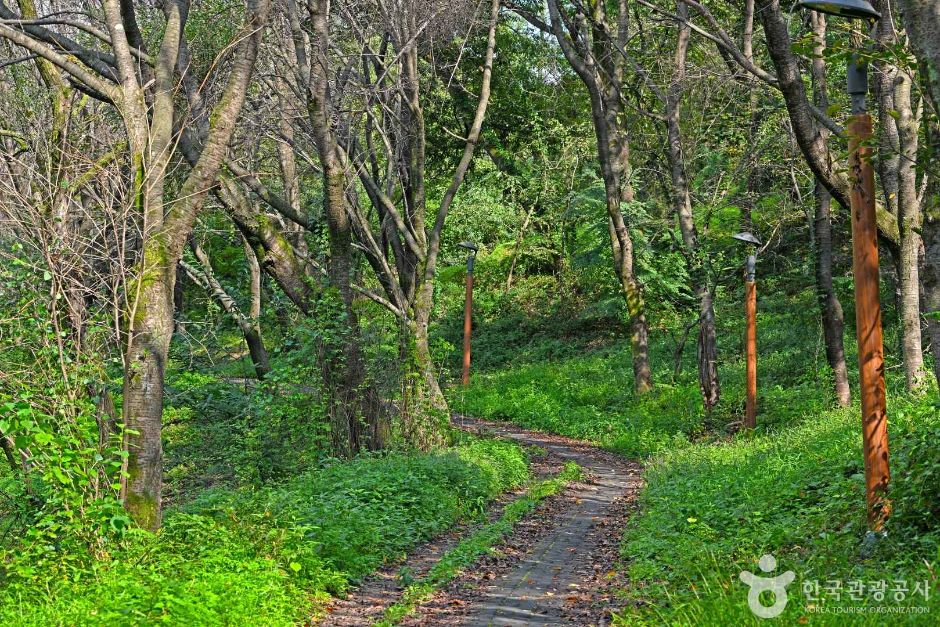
left=453, top=417, right=643, bottom=626
left=321, top=416, right=643, bottom=626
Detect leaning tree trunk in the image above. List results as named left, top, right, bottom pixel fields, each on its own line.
left=184, top=243, right=271, bottom=379
left=809, top=11, right=851, bottom=406
left=538, top=0, right=653, bottom=395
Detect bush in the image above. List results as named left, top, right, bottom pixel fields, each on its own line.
left=0, top=515, right=312, bottom=626
left=186, top=436, right=529, bottom=582
left=0, top=435, right=529, bottom=625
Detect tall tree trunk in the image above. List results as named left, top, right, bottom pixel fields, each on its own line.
left=895, top=0, right=939, bottom=388
left=542, top=0, right=653, bottom=393
left=115, top=0, right=271, bottom=529
left=922, top=121, right=940, bottom=388
left=815, top=184, right=853, bottom=405
left=307, top=0, right=381, bottom=455
left=894, top=71, right=926, bottom=391
left=874, top=0, right=925, bottom=392
left=113, top=0, right=183, bottom=531
left=666, top=1, right=718, bottom=411
left=741, top=0, right=758, bottom=232
left=809, top=11, right=851, bottom=406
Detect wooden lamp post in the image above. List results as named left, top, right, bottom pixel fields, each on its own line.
left=797, top=0, right=890, bottom=532
left=459, top=241, right=478, bottom=386
left=733, top=232, right=761, bottom=430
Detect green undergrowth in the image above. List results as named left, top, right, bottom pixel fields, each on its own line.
left=0, top=435, right=529, bottom=626
left=449, top=344, right=704, bottom=458
left=448, top=277, right=866, bottom=459
left=378, top=461, right=583, bottom=626
left=617, top=393, right=940, bottom=625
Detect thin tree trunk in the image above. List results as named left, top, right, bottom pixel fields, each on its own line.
left=542, top=0, right=653, bottom=393
left=923, top=121, right=940, bottom=388
left=809, top=11, right=851, bottom=406
left=894, top=71, right=926, bottom=391
left=506, top=201, right=537, bottom=292
left=666, top=1, right=718, bottom=411
left=873, top=0, right=925, bottom=391
left=307, top=0, right=382, bottom=455
left=742, top=0, right=758, bottom=232
left=815, top=183, right=853, bottom=405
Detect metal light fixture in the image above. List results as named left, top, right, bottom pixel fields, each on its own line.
left=796, top=0, right=889, bottom=533
left=733, top=232, right=761, bottom=429
left=459, top=242, right=478, bottom=385
left=732, top=232, right=761, bottom=245
left=795, top=0, right=880, bottom=20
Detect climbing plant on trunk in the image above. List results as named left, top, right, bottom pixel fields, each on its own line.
left=0, top=0, right=273, bottom=528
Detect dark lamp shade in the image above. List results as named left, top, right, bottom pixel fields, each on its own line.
left=795, top=0, right=881, bottom=20
left=733, top=232, right=762, bottom=246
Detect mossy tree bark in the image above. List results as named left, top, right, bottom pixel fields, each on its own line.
left=328, top=0, right=500, bottom=447
left=104, top=0, right=272, bottom=529
left=873, top=0, right=926, bottom=392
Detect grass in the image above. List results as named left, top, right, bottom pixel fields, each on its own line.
left=449, top=347, right=704, bottom=458
left=377, top=461, right=583, bottom=625
left=617, top=394, right=940, bottom=625
left=0, top=434, right=530, bottom=626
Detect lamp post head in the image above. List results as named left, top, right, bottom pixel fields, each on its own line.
left=732, top=232, right=762, bottom=247
left=795, top=0, right=880, bottom=20
left=459, top=241, right=478, bottom=275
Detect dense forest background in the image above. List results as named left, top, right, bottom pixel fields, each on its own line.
left=0, top=0, right=938, bottom=624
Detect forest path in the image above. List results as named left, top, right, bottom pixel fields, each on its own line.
left=321, top=416, right=643, bottom=626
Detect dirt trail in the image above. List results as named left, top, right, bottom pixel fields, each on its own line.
left=322, top=416, right=643, bottom=626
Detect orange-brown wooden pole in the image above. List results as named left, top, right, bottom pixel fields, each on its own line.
left=848, top=112, right=890, bottom=531
left=744, top=276, right=757, bottom=429
left=461, top=271, right=473, bottom=386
